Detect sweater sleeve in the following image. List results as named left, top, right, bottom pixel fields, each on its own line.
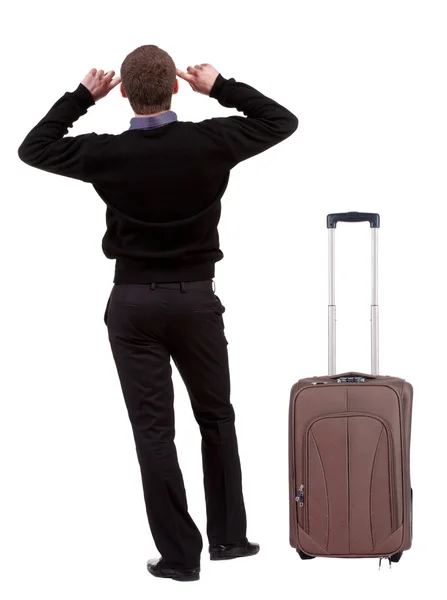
left=197, top=73, right=298, bottom=168
left=17, top=84, right=101, bottom=181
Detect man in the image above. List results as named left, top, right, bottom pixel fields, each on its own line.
left=18, top=45, right=298, bottom=583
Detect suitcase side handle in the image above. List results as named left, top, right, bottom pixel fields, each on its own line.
left=327, top=212, right=380, bottom=229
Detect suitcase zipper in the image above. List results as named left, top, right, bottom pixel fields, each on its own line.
left=302, top=429, right=310, bottom=533
left=295, top=484, right=306, bottom=534
left=295, top=484, right=305, bottom=507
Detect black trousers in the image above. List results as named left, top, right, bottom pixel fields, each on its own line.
left=104, top=280, right=247, bottom=569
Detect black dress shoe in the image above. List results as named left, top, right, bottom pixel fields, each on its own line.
left=209, top=539, right=260, bottom=560
left=146, top=558, right=200, bottom=582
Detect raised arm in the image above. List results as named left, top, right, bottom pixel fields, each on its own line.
left=17, top=69, right=120, bottom=181
left=177, top=63, right=298, bottom=168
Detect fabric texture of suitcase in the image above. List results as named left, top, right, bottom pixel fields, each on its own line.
left=289, top=213, right=413, bottom=563
left=289, top=371, right=413, bottom=559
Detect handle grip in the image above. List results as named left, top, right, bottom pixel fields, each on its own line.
left=327, top=212, right=380, bottom=229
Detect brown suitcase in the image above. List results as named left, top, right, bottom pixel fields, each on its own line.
left=289, top=213, right=413, bottom=566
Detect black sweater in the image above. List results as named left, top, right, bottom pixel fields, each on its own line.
left=18, top=74, right=298, bottom=283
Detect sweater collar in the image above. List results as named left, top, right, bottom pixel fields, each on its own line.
left=129, top=111, right=178, bottom=130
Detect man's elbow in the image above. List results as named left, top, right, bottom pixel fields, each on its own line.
left=18, top=142, right=32, bottom=166
left=284, top=112, right=299, bottom=136
left=18, top=141, right=42, bottom=167
left=273, top=111, right=299, bottom=140
left=292, top=114, right=299, bottom=132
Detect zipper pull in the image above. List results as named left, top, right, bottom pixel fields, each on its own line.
left=295, top=484, right=305, bottom=507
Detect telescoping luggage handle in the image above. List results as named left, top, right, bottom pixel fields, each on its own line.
left=327, top=212, right=380, bottom=376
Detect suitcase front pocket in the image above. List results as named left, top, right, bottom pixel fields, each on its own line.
left=302, top=412, right=397, bottom=555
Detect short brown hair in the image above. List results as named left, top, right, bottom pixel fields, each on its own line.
left=120, top=45, right=176, bottom=114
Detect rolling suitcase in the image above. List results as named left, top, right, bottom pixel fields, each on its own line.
left=289, top=212, right=413, bottom=566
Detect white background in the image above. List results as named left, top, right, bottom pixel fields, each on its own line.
left=2, top=0, right=446, bottom=598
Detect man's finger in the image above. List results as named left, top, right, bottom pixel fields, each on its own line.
left=176, top=68, right=194, bottom=82
left=105, top=70, right=120, bottom=82
left=186, top=65, right=197, bottom=75
left=109, top=75, right=121, bottom=89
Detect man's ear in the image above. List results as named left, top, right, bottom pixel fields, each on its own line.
left=120, top=82, right=127, bottom=98
left=173, top=79, right=179, bottom=95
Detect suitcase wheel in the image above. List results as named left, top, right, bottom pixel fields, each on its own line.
left=390, top=552, right=403, bottom=563
left=296, top=549, right=316, bottom=560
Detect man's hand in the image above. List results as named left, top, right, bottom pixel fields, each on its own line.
left=81, top=68, right=121, bottom=102
left=176, top=64, right=219, bottom=95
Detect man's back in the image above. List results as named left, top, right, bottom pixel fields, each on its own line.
left=18, top=71, right=298, bottom=283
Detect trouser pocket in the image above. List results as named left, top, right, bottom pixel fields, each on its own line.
left=104, top=293, right=112, bottom=326
left=213, top=295, right=226, bottom=315
left=192, top=293, right=226, bottom=315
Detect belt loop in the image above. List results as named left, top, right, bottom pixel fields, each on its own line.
left=150, top=282, right=156, bottom=291
left=212, top=279, right=216, bottom=293
left=180, top=281, right=186, bottom=293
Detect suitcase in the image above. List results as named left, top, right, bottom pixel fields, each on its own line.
left=289, top=212, right=413, bottom=566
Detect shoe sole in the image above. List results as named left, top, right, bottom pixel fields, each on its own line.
left=171, top=574, right=200, bottom=582
left=148, top=568, right=200, bottom=582
left=210, top=549, right=260, bottom=561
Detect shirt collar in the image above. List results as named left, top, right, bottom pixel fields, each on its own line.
left=128, top=111, right=178, bottom=130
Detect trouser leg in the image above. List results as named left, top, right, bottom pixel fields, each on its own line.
left=168, top=289, right=247, bottom=545
left=105, top=286, right=202, bottom=569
